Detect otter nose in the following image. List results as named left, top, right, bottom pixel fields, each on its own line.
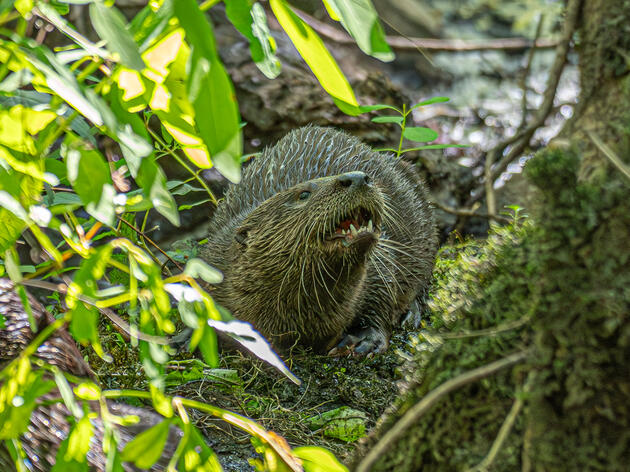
left=338, top=171, right=370, bottom=188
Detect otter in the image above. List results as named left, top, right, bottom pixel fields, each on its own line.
left=202, top=126, right=438, bottom=354
left=0, top=279, right=180, bottom=471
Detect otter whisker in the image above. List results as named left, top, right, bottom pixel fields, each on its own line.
left=200, top=126, right=437, bottom=354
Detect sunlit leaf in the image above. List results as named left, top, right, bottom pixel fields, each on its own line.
left=174, top=0, right=243, bottom=183
left=178, top=427, right=223, bottom=472
left=324, top=0, right=394, bottom=62
left=74, top=382, right=101, bottom=401
left=129, top=0, right=174, bottom=50
left=294, top=446, right=349, bottom=472
left=269, top=0, right=360, bottom=115
left=120, top=416, right=171, bottom=468
left=23, top=49, right=103, bottom=126
left=35, top=2, right=109, bottom=60
left=184, top=258, right=223, bottom=284
left=0, top=362, right=53, bottom=440
left=142, top=29, right=184, bottom=83
left=116, top=69, right=145, bottom=101
left=65, top=416, right=94, bottom=462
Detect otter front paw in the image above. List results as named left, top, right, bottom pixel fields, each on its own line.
left=329, top=327, right=388, bottom=356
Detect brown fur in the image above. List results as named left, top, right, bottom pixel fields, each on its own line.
left=202, top=126, right=438, bottom=353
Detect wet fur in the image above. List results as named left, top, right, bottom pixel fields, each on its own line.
left=202, top=126, right=438, bottom=352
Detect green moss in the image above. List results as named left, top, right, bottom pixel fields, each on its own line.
left=366, top=148, right=630, bottom=471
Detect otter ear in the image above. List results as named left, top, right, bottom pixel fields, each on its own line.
left=235, top=225, right=250, bottom=246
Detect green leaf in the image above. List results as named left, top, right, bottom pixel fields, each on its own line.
left=198, top=323, right=219, bottom=368
left=0, top=190, right=28, bottom=253
left=358, top=103, right=400, bottom=113
left=136, top=157, right=180, bottom=226
left=120, top=419, right=172, bottom=469
left=184, top=258, right=223, bottom=284
left=294, top=446, right=349, bottom=472
left=188, top=49, right=242, bottom=183
left=307, top=406, right=367, bottom=442
left=35, top=2, right=110, bottom=60
left=167, top=180, right=205, bottom=196
left=0, top=361, right=54, bottom=440
left=324, top=0, right=394, bottom=62
left=89, top=2, right=145, bottom=71
left=174, top=0, right=243, bottom=183
left=225, top=0, right=281, bottom=79
left=270, top=0, right=360, bottom=115
left=129, top=0, right=174, bottom=51
left=51, top=418, right=92, bottom=472
left=371, top=115, right=403, bottom=124
left=402, top=126, right=438, bottom=143
left=411, top=96, right=450, bottom=109
left=69, top=301, right=99, bottom=347
left=177, top=427, right=223, bottom=471
left=23, top=47, right=103, bottom=126
left=108, top=84, right=149, bottom=177
left=65, top=416, right=94, bottom=462
left=62, top=133, right=115, bottom=225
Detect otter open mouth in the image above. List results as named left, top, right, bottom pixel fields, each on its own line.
left=326, top=207, right=380, bottom=246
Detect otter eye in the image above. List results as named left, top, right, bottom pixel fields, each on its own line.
left=298, top=191, right=311, bottom=200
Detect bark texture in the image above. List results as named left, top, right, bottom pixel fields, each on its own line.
left=351, top=1, right=630, bottom=470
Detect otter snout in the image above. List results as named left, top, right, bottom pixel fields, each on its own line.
left=337, top=171, right=370, bottom=189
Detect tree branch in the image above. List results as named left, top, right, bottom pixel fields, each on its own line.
left=469, top=0, right=582, bottom=207
left=268, top=7, right=560, bottom=52
left=356, top=350, right=531, bottom=472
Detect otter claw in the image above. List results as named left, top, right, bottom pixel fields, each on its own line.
left=331, top=328, right=388, bottom=356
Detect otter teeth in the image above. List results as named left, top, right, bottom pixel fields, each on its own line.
left=350, top=224, right=358, bottom=236
left=367, top=219, right=373, bottom=232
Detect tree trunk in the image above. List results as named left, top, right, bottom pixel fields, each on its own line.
left=351, top=1, right=630, bottom=470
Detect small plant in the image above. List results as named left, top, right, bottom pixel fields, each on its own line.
left=360, top=98, right=469, bottom=158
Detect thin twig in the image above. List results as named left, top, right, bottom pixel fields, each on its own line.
left=586, top=130, right=630, bottom=182
left=467, top=372, right=535, bottom=472
left=438, top=316, right=530, bottom=340
left=483, top=16, right=542, bottom=222
left=469, top=0, right=581, bottom=207
left=272, top=8, right=560, bottom=52
left=32, top=6, right=110, bottom=59
left=433, top=199, right=511, bottom=224
left=519, top=15, right=545, bottom=131
left=356, top=350, right=531, bottom=472
left=20, top=278, right=169, bottom=345
left=466, top=396, right=524, bottom=472
left=485, top=148, right=498, bottom=220
left=117, top=216, right=183, bottom=272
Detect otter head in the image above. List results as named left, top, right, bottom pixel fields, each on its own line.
left=225, top=171, right=383, bottom=348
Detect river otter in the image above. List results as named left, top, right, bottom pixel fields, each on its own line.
left=0, top=279, right=180, bottom=472
left=202, top=126, right=438, bottom=354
